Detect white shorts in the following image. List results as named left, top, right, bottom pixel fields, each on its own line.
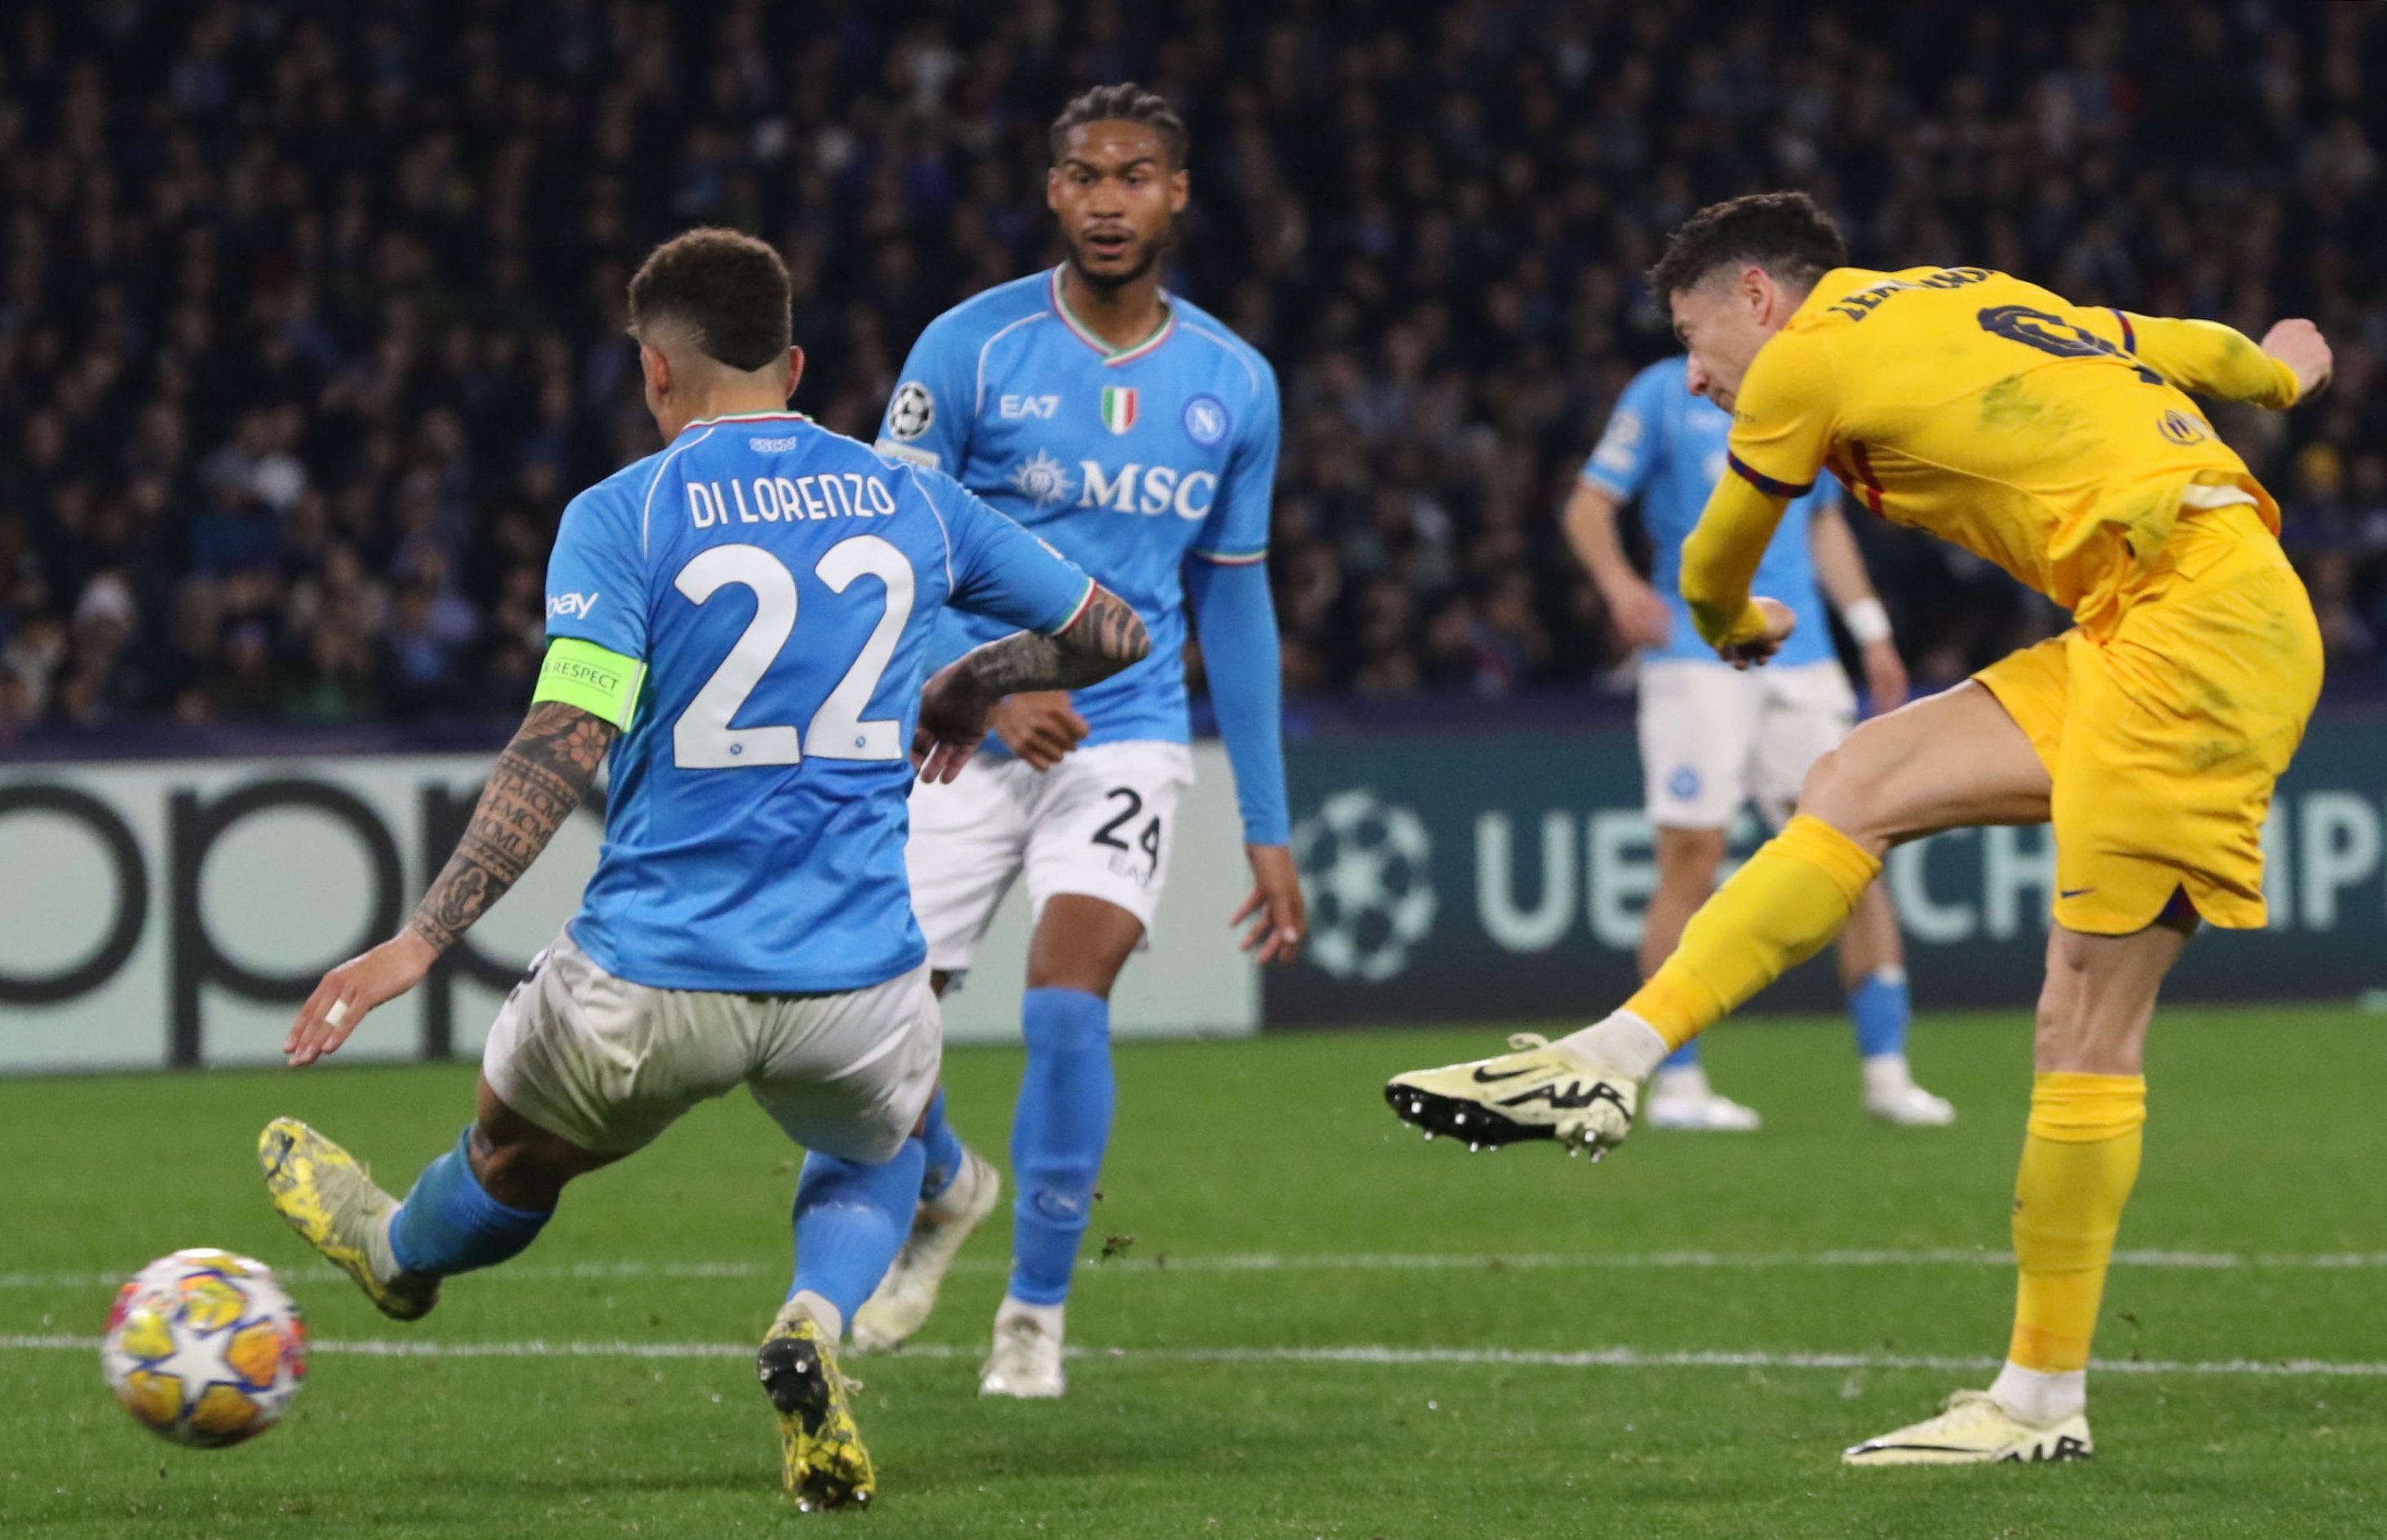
left=1638, top=657, right=1857, bottom=830
left=482, top=928, right=941, bottom=1163
left=907, top=739, right=1195, bottom=977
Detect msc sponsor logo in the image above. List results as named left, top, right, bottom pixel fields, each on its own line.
left=1079, top=461, right=1219, bottom=520
left=748, top=436, right=802, bottom=452
left=546, top=591, right=600, bottom=620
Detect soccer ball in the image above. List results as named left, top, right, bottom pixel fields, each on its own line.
left=101, top=1249, right=307, bottom=1448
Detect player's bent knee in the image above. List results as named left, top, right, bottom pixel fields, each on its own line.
left=1792, top=740, right=1894, bottom=847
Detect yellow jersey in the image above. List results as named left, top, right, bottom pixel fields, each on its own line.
left=1708, top=265, right=2301, bottom=638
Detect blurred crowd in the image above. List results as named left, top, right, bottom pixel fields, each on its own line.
left=2, top=0, right=2385, bottom=735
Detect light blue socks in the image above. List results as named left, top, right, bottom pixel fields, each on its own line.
left=388, top=1127, right=552, bottom=1277
left=791, top=1140, right=929, bottom=1326
left=1008, top=987, right=1113, bottom=1307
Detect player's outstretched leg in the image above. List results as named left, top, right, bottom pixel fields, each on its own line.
left=1388, top=813, right=1880, bottom=1155
left=851, top=1090, right=1004, bottom=1352
left=258, top=1119, right=444, bottom=1321
left=983, top=986, right=1113, bottom=1397
left=1643, top=1039, right=1762, bottom=1132
left=773, top=1140, right=926, bottom=1509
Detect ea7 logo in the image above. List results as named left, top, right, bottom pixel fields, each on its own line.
left=546, top=591, right=600, bottom=620
left=1000, top=395, right=1061, bottom=418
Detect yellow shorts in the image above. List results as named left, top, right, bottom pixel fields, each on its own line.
left=1975, top=505, right=2322, bottom=934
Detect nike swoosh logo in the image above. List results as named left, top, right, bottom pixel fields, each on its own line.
left=1470, top=1065, right=1532, bottom=1083
left=2060, top=887, right=2095, bottom=898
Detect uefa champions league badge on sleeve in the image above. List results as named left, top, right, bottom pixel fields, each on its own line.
left=1182, top=395, right=1228, bottom=446
left=887, top=381, right=934, bottom=441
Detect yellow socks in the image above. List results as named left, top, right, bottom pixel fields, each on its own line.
left=2009, top=1071, right=2146, bottom=1374
left=1623, top=814, right=1881, bottom=1048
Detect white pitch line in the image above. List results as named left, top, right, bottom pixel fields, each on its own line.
left=7, top=1332, right=2385, bottom=1378
left=9, top=1248, right=2387, bottom=1293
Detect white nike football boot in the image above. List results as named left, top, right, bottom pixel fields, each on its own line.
left=1384, top=1032, right=1638, bottom=1157
left=1642, top=1064, right=1763, bottom=1132
left=1843, top=1390, right=2093, bottom=1466
left=851, top=1148, right=1002, bottom=1352
left=1862, top=1055, right=1957, bottom=1125
left=979, top=1303, right=1066, bottom=1399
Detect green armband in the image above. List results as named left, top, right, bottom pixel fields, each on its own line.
left=533, top=637, right=646, bottom=727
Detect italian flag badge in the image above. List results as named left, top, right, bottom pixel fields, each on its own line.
left=1100, top=386, right=1138, bottom=435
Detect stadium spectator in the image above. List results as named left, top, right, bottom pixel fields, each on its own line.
left=1, top=0, right=2383, bottom=726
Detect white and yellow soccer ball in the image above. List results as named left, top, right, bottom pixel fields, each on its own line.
left=101, top=1248, right=307, bottom=1448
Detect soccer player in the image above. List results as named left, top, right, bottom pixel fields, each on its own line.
left=1567, top=355, right=1952, bottom=1129
left=860, top=83, right=1303, bottom=1397
left=1388, top=192, right=2329, bottom=1463
left=253, top=229, right=1149, bottom=1509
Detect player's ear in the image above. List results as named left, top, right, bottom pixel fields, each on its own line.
left=639, top=342, right=671, bottom=402
left=1167, top=167, right=1189, bottom=215
left=1045, top=165, right=1063, bottom=213
left=783, top=346, right=805, bottom=399
left=1741, top=265, right=1771, bottom=316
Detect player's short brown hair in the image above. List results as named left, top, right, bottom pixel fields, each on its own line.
left=1049, top=82, right=1188, bottom=170
left=1647, top=191, right=1850, bottom=305
left=625, top=227, right=790, bottom=371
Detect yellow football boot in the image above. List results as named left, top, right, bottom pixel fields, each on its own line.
left=257, top=1118, right=439, bottom=1322
left=758, top=1301, right=876, bottom=1511
left=1384, top=1032, right=1638, bottom=1157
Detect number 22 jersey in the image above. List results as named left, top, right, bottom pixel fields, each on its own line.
left=542, top=410, right=1097, bottom=995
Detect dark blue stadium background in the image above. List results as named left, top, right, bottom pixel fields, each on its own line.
left=2, top=1, right=2385, bottom=744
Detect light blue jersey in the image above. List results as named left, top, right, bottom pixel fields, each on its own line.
left=543, top=410, right=1096, bottom=995
left=1580, top=356, right=1838, bottom=668
left=875, top=268, right=1279, bottom=750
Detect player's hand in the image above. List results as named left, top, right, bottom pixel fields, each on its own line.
left=1717, top=598, right=1796, bottom=669
left=1859, top=638, right=1909, bottom=713
left=1603, top=578, right=1673, bottom=651
left=1231, top=843, right=1307, bottom=965
left=913, top=659, right=995, bottom=784
left=285, top=930, right=437, bottom=1067
left=2261, top=318, right=2332, bottom=400
left=988, top=691, right=1090, bottom=771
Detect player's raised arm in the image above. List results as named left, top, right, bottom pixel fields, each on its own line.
left=1680, top=473, right=1797, bottom=665
left=284, top=695, right=619, bottom=1066
left=913, top=586, right=1149, bottom=783
left=2099, top=311, right=2323, bottom=408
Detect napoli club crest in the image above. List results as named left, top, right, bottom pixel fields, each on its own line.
left=1182, top=394, right=1229, bottom=446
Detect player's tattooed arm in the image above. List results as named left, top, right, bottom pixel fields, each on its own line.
left=970, top=585, right=1152, bottom=694
left=285, top=699, right=616, bottom=1066
left=409, top=702, right=618, bottom=952
left=912, top=585, right=1148, bottom=783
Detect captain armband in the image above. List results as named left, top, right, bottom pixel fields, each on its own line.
left=533, top=637, right=647, bottom=728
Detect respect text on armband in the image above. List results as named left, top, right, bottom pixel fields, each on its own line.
left=687, top=473, right=899, bottom=529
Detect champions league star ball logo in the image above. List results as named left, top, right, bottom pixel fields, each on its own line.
left=1293, top=788, right=1437, bottom=983
left=1008, top=450, right=1077, bottom=509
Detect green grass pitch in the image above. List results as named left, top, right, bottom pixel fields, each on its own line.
left=2, top=1006, right=2383, bottom=1538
